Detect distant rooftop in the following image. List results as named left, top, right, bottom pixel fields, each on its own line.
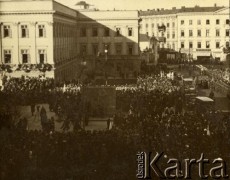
left=75, top=1, right=90, bottom=6
left=139, top=5, right=224, bottom=16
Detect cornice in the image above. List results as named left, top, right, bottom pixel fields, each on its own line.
left=0, top=11, right=54, bottom=15
left=78, top=18, right=139, bottom=22
left=140, top=11, right=229, bottom=17
left=54, top=11, right=77, bottom=21
left=177, top=12, right=222, bottom=16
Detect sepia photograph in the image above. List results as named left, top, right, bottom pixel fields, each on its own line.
left=0, top=0, right=229, bottom=179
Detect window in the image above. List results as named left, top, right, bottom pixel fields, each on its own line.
left=172, top=32, right=175, bottom=39
left=21, top=50, right=29, bottom=64
left=38, top=25, right=45, bottom=37
left=80, top=44, right=87, bottom=55
left=3, top=25, right=11, bottom=38
left=216, top=19, right=220, bottom=25
left=127, top=44, right=133, bottom=55
left=21, top=25, right=28, bottom=38
left=226, top=29, right=229, bottom=36
left=206, top=41, right=210, bottom=49
left=206, top=19, right=210, bottom=25
left=167, top=23, right=170, bottom=27
left=92, top=28, right=98, bottom=37
left=152, top=23, right=154, bottom=28
left=181, top=20, right=184, bottom=25
left=189, top=20, right=192, bottom=25
left=226, top=19, right=229, bottom=24
left=167, top=32, right=170, bottom=38
left=181, top=30, right=184, bottom=37
left=197, top=30, right=201, bottom=37
left=146, top=24, right=148, bottom=28
left=197, top=20, right=201, bottom=25
left=92, top=44, right=99, bottom=55
left=80, top=28, right=87, bottom=37
left=128, top=27, right=133, bottom=36
left=206, top=29, right=210, bottom=37
left=115, top=43, right=122, bottom=55
left=172, top=22, right=175, bottom=28
left=226, top=41, right=230, bottom=48
left=216, top=29, right=220, bottom=37
left=4, top=50, right=11, bottom=63
left=116, top=28, right=121, bottom=36
left=38, top=50, right=46, bottom=64
left=181, top=42, right=184, bottom=48
left=216, top=42, right=220, bottom=48
left=197, top=42, right=201, bottom=48
left=189, top=42, right=193, bottom=48
left=104, top=28, right=110, bottom=37
left=189, top=30, right=193, bottom=37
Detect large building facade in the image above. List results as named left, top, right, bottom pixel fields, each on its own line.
left=140, top=5, right=230, bottom=62
left=0, top=0, right=141, bottom=81
left=0, top=0, right=78, bottom=80
left=77, top=10, right=140, bottom=79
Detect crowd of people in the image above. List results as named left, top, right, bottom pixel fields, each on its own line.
left=0, top=76, right=54, bottom=105
left=0, top=68, right=229, bottom=179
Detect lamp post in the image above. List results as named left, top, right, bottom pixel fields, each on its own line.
left=104, top=45, right=108, bottom=85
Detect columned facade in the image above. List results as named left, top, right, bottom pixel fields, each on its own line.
left=0, top=0, right=78, bottom=81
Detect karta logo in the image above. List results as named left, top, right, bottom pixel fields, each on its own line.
left=136, top=152, right=229, bottom=179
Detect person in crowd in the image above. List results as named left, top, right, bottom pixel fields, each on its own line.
left=107, top=118, right=111, bottom=130
left=31, top=103, right=35, bottom=116
left=40, top=106, right=47, bottom=130
left=209, top=89, right=215, bottom=100
left=49, top=117, right=55, bottom=132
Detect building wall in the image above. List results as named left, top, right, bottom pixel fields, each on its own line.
left=140, top=7, right=230, bottom=61
left=0, top=11, right=54, bottom=65
left=177, top=10, right=229, bottom=61
left=77, top=11, right=139, bottom=56
left=0, top=0, right=79, bottom=81
left=77, top=10, right=141, bottom=78
left=53, top=1, right=78, bottom=81
left=140, top=14, right=178, bottom=50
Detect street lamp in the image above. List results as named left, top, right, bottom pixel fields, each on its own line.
left=104, top=46, right=108, bottom=62
left=104, top=45, right=108, bottom=85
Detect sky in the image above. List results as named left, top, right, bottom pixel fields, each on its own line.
left=55, top=0, right=230, bottom=11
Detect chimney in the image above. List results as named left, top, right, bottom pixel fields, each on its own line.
left=161, top=8, right=164, bottom=11
left=214, top=3, right=217, bottom=7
